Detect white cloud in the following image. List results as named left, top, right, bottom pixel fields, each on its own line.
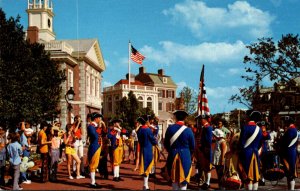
left=176, top=81, right=188, bottom=94
left=163, top=0, right=274, bottom=39
left=102, top=81, right=113, bottom=88
left=141, top=40, right=247, bottom=66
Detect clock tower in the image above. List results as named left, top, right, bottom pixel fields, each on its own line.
left=27, top=0, right=55, bottom=42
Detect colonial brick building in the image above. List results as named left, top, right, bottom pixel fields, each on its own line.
left=26, top=0, right=106, bottom=139
left=103, top=67, right=177, bottom=138
left=253, top=77, right=300, bottom=128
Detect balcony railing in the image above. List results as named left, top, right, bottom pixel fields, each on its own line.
left=44, top=41, right=73, bottom=55
left=103, top=84, right=157, bottom=92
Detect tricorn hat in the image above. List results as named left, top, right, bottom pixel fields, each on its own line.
left=173, top=110, right=188, bottom=120
left=110, top=118, right=123, bottom=124
left=246, top=110, right=261, bottom=122
left=137, top=115, right=149, bottom=125
left=91, top=112, right=103, bottom=121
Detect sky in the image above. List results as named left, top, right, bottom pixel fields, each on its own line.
left=1, top=0, right=300, bottom=114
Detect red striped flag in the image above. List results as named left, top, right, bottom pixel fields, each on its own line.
left=131, top=45, right=145, bottom=64
left=197, top=65, right=210, bottom=116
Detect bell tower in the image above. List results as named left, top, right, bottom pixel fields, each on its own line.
left=26, top=0, right=55, bottom=42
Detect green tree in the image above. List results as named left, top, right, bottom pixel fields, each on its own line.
left=230, top=34, right=300, bottom=108
left=115, top=91, right=139, bottom=131
left=0, top=9, right=66, bottom=130
left=179, top=86, right=197, bottom=114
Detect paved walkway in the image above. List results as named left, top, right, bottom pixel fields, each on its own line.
left=1, top=146, right=300, bottom=190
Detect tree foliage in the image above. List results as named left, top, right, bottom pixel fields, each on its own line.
left=115, top=91, right=155, bottom=132
left=230, top=34, right=300, bottom=108
left=179, top=86, right=197, bottom=114
left=0, top=9, right=66, bottom=130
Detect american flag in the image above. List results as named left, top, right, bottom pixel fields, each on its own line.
left=197, top=65, right=210, bottom=116
left=131, top=45, right=145, bottom=64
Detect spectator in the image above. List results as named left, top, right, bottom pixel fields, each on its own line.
left=7, top=132, right=23, bottom=190
left=38, top=121, right=51, bottom=183
left=0, top=126, right=6, bottom=187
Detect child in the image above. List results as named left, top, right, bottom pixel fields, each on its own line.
left=0, top=126, right=7, bottom=187
left=7, top=132, right=23, bottom=190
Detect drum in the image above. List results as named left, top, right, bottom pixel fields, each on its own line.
left=262, top=151, right=285, bottom=181
left=223, top=174, right=242, bottom=190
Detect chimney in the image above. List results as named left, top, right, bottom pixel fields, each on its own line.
left=139, top=67, right=145, bottom=74
left=27, top=26, right=39, bottom=44
left=126, top=73, right=135, bottom=82
left=158, top=69, right=164, bottom=76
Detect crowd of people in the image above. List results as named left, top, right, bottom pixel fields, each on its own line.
left=0, top=109, right=298, bottom=190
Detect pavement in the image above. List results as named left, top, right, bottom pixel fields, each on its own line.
left=1, top=146, right=300, bottom=190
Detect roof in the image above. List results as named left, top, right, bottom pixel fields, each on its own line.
left=149, top=74, right=176, bottom=86
left=115, top=79, right=144, bottom=86
left=62, top=39, right=106, bottom=71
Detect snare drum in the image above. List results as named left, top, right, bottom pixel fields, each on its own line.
left=262, top=151, right=285, bottom=181
left=223, top=174, right=242, bottom=190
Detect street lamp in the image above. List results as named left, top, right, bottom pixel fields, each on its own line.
left=65, top=87, right=75, bottom=124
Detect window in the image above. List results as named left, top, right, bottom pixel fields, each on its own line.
left=158, top=102, right=163, bottom=111
left=166, top=102, right=174, bottom=112
left=92, top=76, right=95, bottom=96
left=86, top=74, right=90, bottom=95
left=68, top=69, right=74, bottom=88
left=167, top=90, right=173, bottom=98
left=163, top=77, right=167, bottom=84
left=138, top=96, right=143, bottom=109
left=108, top=96, right=112, bottom=112
left=96, top=80, right=99, bottom=98
left=147, top=97, right=152, bottom=110
left=158, top=89, right=163, bottom=98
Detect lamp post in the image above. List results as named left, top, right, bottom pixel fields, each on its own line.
left=65, top=87, right=75, bottom=124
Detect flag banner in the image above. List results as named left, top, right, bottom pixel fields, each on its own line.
left=197, top=65, right=210, bottom=116
left=131, top=45, right=145, bottom=64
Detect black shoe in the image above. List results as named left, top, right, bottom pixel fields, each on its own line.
left=259, top=179, right=265, bottom=186
left=117, top=177, right=123, bottom=181
left=90, top=183, right=101, bottom=188
left=143, top=186, right=150, bottom=190
left=113, top=177, right=119, bottom=182
left=201, top=183, right=210, bottom=190
left=149, top=173, right=156, bottom=178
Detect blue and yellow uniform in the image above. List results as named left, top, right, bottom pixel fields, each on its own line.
left=137, top=124, right=157, bottom=176
left=280, top=123, right=298, bottom=180
left=107, top=128, right=123, bottom=167
left=164, top=121, right=195, bottom=185
left=87, top=122, right=101, bottom=173
left=239, top=121, right=262, bottom=182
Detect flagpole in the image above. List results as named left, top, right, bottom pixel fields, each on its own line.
left=128, top=41, right=131, bottom=91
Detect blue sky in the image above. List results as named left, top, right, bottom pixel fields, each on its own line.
left=1, top=0, right=300, bottom=114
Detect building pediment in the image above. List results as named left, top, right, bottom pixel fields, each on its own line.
left=86, top=40, right=106, bottom=72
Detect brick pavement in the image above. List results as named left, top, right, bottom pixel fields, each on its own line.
left=1, top=146, right=300, bottom=190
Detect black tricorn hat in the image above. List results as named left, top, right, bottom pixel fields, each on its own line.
left=137, top=115, right=149, bottom=125
left=173, top=110, right=189, bottom=120
left=281, top=116, right=294, bottom=123
left=246, top=110, right=261, bottom=122
left=110, top=118, right=123, bottom=124
left=91, top=112, right=103, bottom=121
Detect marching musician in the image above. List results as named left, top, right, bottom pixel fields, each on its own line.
left=164, top=110, right=195, bottom=190
left=149, top=115, right=160, bottom=178
left=136, top=115, right=157, bottom=190
left=87, top=112, right=103, bottom=188
left=107, top=118, right=124, bottom=182
left=196, top=113, right=213, bottom=190
left=257, top=120, right=270, bottom=186
left=238, top=110, right=263, bottom=190
left=279, top=116, right=298, bottom=190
